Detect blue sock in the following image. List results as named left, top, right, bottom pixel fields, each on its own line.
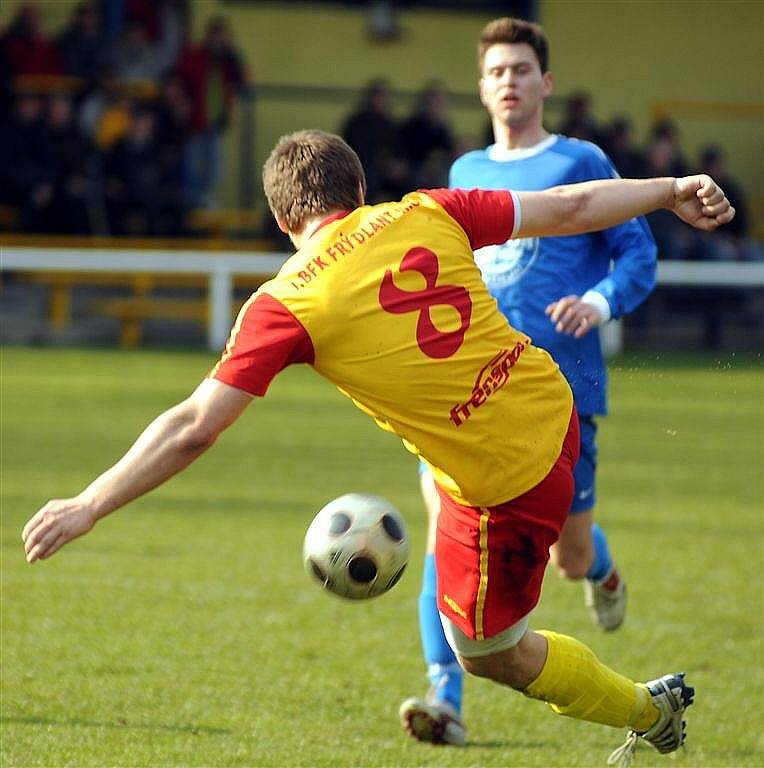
left=586, top=522, right=614, bottom=582
left=418, top=553, right=463, bottom=713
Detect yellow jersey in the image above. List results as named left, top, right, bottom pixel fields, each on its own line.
left=212, top=189, right=573, bottom=506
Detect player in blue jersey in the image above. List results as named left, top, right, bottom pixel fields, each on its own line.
left=400, top=17, right=657, bottom=746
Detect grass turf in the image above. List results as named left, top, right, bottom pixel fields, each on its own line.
left=2, top=346, right=762, bottom=767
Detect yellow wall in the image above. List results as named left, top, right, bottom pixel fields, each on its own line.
left=185, top=3, right=498, bottom=207
left=540, top=0, right=763, bottom=213
left=186, top=0, right=764, bottom=212
left=3, top=0, right=762, bottom=214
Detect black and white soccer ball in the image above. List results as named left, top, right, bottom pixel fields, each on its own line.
left=303, top=493, right=409, bottom=600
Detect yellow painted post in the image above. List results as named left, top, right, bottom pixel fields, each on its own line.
left=49, top=279, right=72, bottom=329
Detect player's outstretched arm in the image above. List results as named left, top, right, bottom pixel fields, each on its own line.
left=22, top=378, right=252, bottom=563
left=516, top=174, right=734, bottom=238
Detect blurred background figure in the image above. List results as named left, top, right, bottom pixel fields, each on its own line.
left=602, top=115, right=645, bottom=179
left=642, top=119, right=695, bottom=259
left=558, top=90, right=604, bottom=145
left=698, top=144, right=759, bottom=261
left=103, top=105, right=185, bottom=236
left=0, top=4, right=62, bottom=77
left=0, top=93, right=93, bottom=234
left=0, top=92, right=47, bottom=229
left=56, top=2, right=104, bottom=80
left=177, top=15, right=248, bottom=209
left=124, top=0, right=185, bottom=42
left=103, top=3, right=182, bottom=82
left=35, top=93, right=93, bottom=233
left=78, top=67, right=134, bottom=152
left=341, top=78, right=409, bottom=202
left=154, top=73, right=193, bottom=195
left=401, top=80, right=456, bottom=188
left=644, top=119, right=688, bottom=177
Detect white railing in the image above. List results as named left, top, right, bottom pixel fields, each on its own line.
left=2, top=245, right=763, bottom=351
left=1, top=246, right=288, bottom=350
left=600, top=260, right=764, bottom=355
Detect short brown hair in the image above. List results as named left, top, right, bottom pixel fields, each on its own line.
left=262, top=130, right=366, bottom=233
left=478, top=17, right=549, bottom=73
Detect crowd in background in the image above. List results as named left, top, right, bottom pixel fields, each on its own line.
left=557, top=95, right=757, bottom=263
left=0, top=1, right=247, bottom=236
left=340, top=80, right=759, bottom=262
left=0, top=4, right=759, bottom=260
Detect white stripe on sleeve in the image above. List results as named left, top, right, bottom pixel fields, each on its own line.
left=509, top=190, right=522, bottom=238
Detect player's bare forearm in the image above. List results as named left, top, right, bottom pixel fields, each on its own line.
left=517, top=175, right=734, bottom=238
left=21, top=401, right=213, bottom=564
left=516, top=178, right=671, bottom=237
left=85, top=402, right=217, bottom=517
left=22, top=379, right=252, bottom=563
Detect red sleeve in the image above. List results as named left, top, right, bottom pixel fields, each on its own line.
left=211, top=293, right=315, bottom=396
left=424, top=188, right=521, bottom=249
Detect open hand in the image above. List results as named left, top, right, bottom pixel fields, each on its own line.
left=672, top=174, right=735, bottom=230
left=546, top=295, right=601, bottom=338
left=22, top=499, right=96, bottom=563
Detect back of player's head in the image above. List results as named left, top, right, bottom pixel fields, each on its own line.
left=263, top=130, right=367, bottom=234
left=478, top=17, right=549, bottom=73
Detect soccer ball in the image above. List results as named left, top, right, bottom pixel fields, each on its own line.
left=303, top=493, right=409, bottom=600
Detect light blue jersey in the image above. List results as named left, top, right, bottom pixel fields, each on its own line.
left=449, top=134, right=657, bottom=415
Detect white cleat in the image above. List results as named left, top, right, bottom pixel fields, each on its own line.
left=399, top=696, right=466, bottom=746
left=607, top=673, right=695, bottom=767
left=584, top=567, right=627, bottom=631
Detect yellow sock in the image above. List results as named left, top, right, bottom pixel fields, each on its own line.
left=524, top=630, right=660, bottom=730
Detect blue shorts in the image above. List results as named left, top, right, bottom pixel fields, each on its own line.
left=417, top=414, right=597, bottom=514
left=570, top=415, right=597, bottom=514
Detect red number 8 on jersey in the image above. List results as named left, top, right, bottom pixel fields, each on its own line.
left=378, top=247, right=472, bottom=359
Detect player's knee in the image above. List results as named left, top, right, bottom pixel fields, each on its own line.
left=459, top=653, right=496, bottom=680
left=458, top=648, right=527, bottom=691
left=552, top=546, right=591, bottom=580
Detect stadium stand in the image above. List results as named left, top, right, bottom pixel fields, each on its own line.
left=1, top=1, right=761, bottom=351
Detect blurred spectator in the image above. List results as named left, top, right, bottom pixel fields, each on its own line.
left=341, top=78, right=408, bottom=202
left=79, top=67, right=133, bottom=151
left=0, top=40, right=11, bottom=117
left=400, top=81, right=455, bottom=188
left=602, top=115, right=645, bottom=178
left=644, top=119, right=688, bottom=177
left=700, top=145, right=748, bottom=242
left=0, top=93, right=92, bottom=233
left=126, top=0, right=185, bottom=42
left=103, top=106, right=185, bottom=236
left=104, top=3, right=182, bottom=82
left=57, top=2, right=105, bottom=80
left=154, top=73, right=192, bottom=187
left=0, top=4, right=63, bottom=76
left=698, top=144, right=761, bottom=261
left=35, top=94, right=93, bottom=233
left=0, top=93, right=47, bottom=218
left=558, top=90, right=604, bottom=145
left=177, top=15, right=247, bottom=209
left=643, top=119, right=696, bottom=258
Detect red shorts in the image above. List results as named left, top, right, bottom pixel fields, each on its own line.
left=435, top=408, right=580, bottom=640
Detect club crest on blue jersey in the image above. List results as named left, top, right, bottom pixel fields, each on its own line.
left=474, top=238, right=540, bottom=287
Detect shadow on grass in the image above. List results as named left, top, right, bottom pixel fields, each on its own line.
left=2, top=714, right=230, bottom=735
left=465, top=739, right=544, bottom=749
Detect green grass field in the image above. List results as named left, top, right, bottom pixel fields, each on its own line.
left=2, top=347, right=762, bottom=767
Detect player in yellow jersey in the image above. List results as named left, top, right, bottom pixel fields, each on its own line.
left=22, top=130, right=733, bottom=764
